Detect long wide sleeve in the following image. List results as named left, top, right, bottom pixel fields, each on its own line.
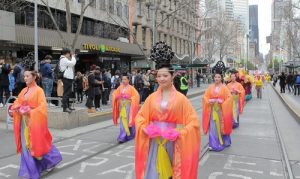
left=221, top=86, right=233, bottom=135
left=202, top=85, right=213, bottom=135
left=129, top=86, right=140, bottom=126
left=112, top=87, right=121, bottom=125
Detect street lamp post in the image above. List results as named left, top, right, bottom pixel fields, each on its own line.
left=34, top=0, right=38, bottom=71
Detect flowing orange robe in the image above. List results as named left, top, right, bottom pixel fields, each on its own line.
left=227, top=82, right=245, bottom=113
left=13, top=86, right=52, bottom=158
left=112, top=84, right=140, bottom=127
left=135, top=86, right=200, bottom=179
left=202, top=84, right=233, bottom=135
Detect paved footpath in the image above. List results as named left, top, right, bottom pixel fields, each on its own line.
left=198, top=84, right=300, bottom=179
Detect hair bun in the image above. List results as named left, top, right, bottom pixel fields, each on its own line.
left=150, top=41, right=174, bottom=69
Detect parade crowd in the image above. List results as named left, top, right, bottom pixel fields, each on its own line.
left=5, top=42, right=277, bottom=179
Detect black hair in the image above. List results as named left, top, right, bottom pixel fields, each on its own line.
left=122, top=73, right=129, bottom=80
left=62, top=48, right=71, bottom=55
left=150, top=41, right=175, bottom=75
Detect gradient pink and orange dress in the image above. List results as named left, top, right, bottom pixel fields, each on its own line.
left=13, top=84, right=62, bottom=179
left=202, top=84, right=233, bottom=151
left=227, top=81, right=245, bottom=128
left=135, top=86, right=200, bottom=179
left=112, top=84, right=140, bottom=143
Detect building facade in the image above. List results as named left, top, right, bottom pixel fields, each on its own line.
left=130, top=0, right=202, bottom=68
left=249, top=5, right=259, bottom=56
left=0, top=0, right=144, bottom=73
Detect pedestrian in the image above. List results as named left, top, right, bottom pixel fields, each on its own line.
left=255, top=75, right=263, bottom=99
left=0, top=62, right=11, bottom=107
left=59, top=48, right=76, bottom=113
left=179, top=72, right=189, bottom=95
left=294, top=71, right=300, bottom=96
left=202, top=70, right=233, bottom=152
left=12, top=70, right=62, bottom=179
left=196, top=70, right=201, bottom=87
left=135, top=42, right=200, bottom=179
left=13, top=58, right=26, bottom=96
left=102, top=70, right=111, bottom=105
left=112, top=73, right=140, bottom=143
left=142, top=70, right=151, bottom=101
left=75, top=72, right=84, bottom=103
left=94, top=67, right=103, bottom=111
left=279, top=72, right=286, bottom=93
left=86, top=65, right=97, bottom=113
left=286, top=72, right=294, bottom=93
left=9, top=69, right=15, bottom=98
left=227, top=72, right=245, bottom=129
left=40, top=55, right=54, bottom=98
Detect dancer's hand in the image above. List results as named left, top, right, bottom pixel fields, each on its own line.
left=143, top=124, right=161, bottom=138
left=217, top=98, right=223, bottom=104
left=209, top=98, right=216, bottom=104
left=161, top=128, right=180, bottom=141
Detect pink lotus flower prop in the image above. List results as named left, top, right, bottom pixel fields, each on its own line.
left=217, top=98, right=223, bottom=104
left=19, top=105, right=31, bottom=115
left=162, top=127, right=180, bottom=141
left=121, top=94, right=130, bottom=100
left=144, top=124, right=162, bottom=138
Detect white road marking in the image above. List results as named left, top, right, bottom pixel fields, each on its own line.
left=82, top=143, right=114, bottom=154
left=224, top=155, right=263, bottom=174
left=57, top=155, right=87, bottom=169
left=56, top=140, right=98, bottom=151
left=98, top=163, right=135, bottom=178
left=113, top=146, right=135, bottom=159
left=269, top=160, right=283, bottom=177
left=227, top=173, right=252, bottom=179
left=200, top=153, right=210, bottom=166
left=208, top=172, right=223, bottom=179
left=60, top=151, right=75, bottom=156
left=102, top=151, right=112, bottom=155
left=0, top=164, right=19, bottom=178
left=79, top=157, right=108, bottom=173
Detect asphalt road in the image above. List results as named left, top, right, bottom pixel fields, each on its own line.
left=1, top=85, right=300, bottom=179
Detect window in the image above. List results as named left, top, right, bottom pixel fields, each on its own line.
left=170, top=36, right=172, bottom=48
left=100, top=0, right=106, bottom=10
left=89, top=0, right=96, bottom=7
left=177, top=20, right=180, bottom=32
left=164, top=34, right=167, bottom=43
left=124, top=5, right=129, bottom=19
left=161, top=12, right=164, bottom=25
left=117, top=2, right=122, bottom=17
left=71, top=15, right=79, bottom=33
left=150, top=29, right=153, bottom=46
left=167, top=16, right=170, bottom=28
left=172, top=18, right=175, bottom=29
left=158, top=32, right=161, bottom=42
left=94, top=21, right=104, bottom=37
left=109, top=0, right=114, bottom=14
left=147, top=5, right=151, bottom=19
left=137, top=0, right=142, bottom=16
left=142, top=27, right=146, bottom=48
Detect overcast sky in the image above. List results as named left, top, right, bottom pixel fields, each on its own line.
left=249, top=0, right=272, bottom=55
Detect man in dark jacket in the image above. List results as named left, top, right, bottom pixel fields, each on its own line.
left=279, top=72, right=286, bottom=93
left=40, top=55, right=54, bottom=97
left=286, top=72, right=294, bottom=93
left=13, top=58, right=26, bottom=96
left=0, top=61, right=11, bottom=107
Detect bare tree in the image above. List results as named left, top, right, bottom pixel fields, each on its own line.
left=40, top=0, right=93, bottom=51
left=0, top=0, right=30, bottom=12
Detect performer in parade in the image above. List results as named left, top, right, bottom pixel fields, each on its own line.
left=112, top=73, right=140, bottom=143
left=12, top=68, right=62, bottom=179
left=202, top=70, right=233, bottom=152
left=255, top=75, right=263, bottom=99
left=135, top=41, right=200, bottom=179
left=227, top=71, right=245, bottom=128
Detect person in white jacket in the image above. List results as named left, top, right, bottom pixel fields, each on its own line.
left=60, top=48, right=76, bottom=113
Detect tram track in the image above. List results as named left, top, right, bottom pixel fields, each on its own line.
left=268, top=86, right=295, bottom=179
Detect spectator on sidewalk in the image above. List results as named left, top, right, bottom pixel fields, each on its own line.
left=40, top=55, right=54, bottom=98
left=196, top=71, right=201, bottom=87
left=59, top=48, right=76, bottom=113
left=142, top=70, right=151, bottom=101
left=286, top=72, right=294, bottom=93
left=255, top=75, right=263, bottom=99
left=102, top=70, right=111, bottom=105
left=94, top=67, right=104, bottom=111
left=75, top=71, right=84, bottom=103
left=279, top=72, right=286, bottom=93
left=294, top=71, right=300, bottom=96
left=180, top=72, right=189, bottom=96
left=86, top=65, right=96, bottom=113
left=9, top=69, right=15, bottom=98
left=0, top=62, right=11, bottom=107
left=13, top=58, right=26, bottom=96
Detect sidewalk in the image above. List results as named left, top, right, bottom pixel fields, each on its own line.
left=73, top=85, right=209, bottom=118
left=273, top=84, right=300, bottom=119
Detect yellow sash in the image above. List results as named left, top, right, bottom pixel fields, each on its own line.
left=212, top=104, right=224, bottom=145
left=156, top=138, right=173, bottom=179
left=22, top=115, right=30, bottom=149
left=120, top=100, right=130, bottom=136
left=232, top=95, right=238, bottom=123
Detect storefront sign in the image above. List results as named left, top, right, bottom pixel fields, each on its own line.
left=82, top=43, right=120, bottom=53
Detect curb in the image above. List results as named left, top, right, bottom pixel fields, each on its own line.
left=271, top=85, right=300, bottom=122
left=88, top=89, right=206, bottom=118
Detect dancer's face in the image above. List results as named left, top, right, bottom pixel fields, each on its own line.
left=157, top=68, right=173, bottom=89
left=230, top=74, right=236, bottom=82
left=122, top=76, right=129, bottom=85
left=214, top=74, right=222, bottom=84
left=24, top=71, right=36, bottom=86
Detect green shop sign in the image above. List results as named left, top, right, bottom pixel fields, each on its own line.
left=82, top=43, right=120, bottom=53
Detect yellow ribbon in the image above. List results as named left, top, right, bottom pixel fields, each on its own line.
left=233, top=95, right=238, bottom=123
left=212, top=104, right=224, bottom=145
left=120, top=100, right=130, bottom=136
left=23, top=115, right=30, bottom=149
left=156, top=138, right=173, bottom=179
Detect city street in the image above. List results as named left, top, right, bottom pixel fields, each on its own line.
left=0, top=85, right=300, bottom=179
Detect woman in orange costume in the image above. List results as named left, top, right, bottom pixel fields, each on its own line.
left=12, top=70, right=62, bottom=179
left=203, top=71, right=233, bottom=151
left=112, top=74, right=140, bottom=143
left=135, top=42, right=200, bottom=179
left=227, top=72, right=245, bottom=128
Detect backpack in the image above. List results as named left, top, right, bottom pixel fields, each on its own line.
left=14, top=64, right=25, bottom=83
left=54, top=57, right=64, bottom=79
left=296, top=76, right=300, bottom=84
